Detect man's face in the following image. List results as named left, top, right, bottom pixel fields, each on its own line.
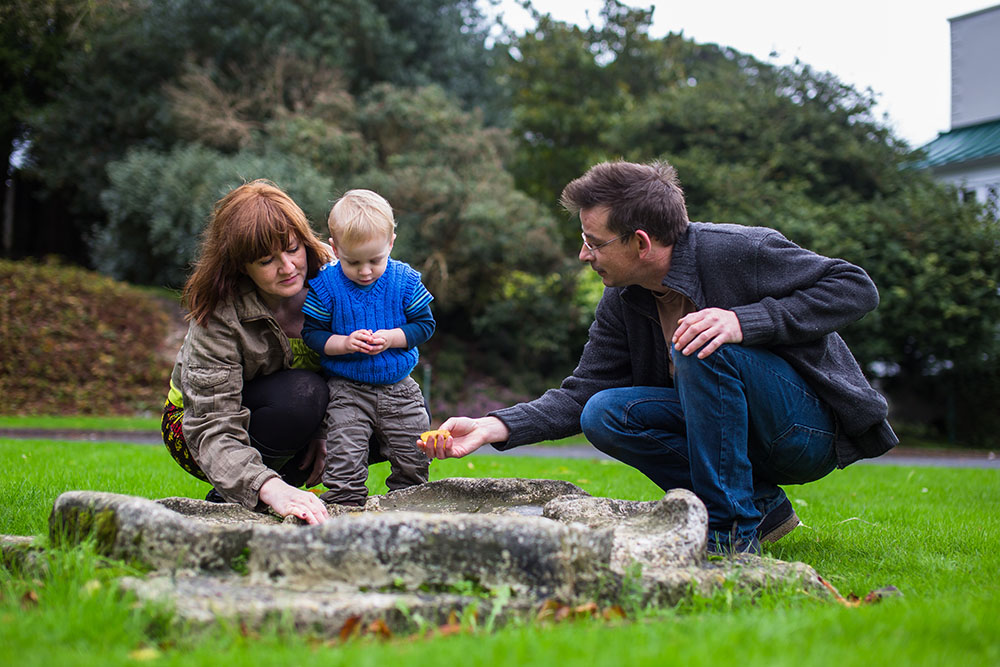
left=579, top=206, right=634, bottom=287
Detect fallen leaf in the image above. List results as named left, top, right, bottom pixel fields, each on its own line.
left=603, top=605, right=627, bottom=621
left=436, top=623, right=465, bottom=637
left=339, top=615, right=362, bottom=641
left=535, top=599, right=565, bottom=621
left=128, top=647, right=160, bottom=661
left=863, top=586, right=903, bottom=603
left=818, top=576, right=902, bottom=607
left=367, top=618, right=392, bottom=639
left=20, top=590, right=39, bottom=608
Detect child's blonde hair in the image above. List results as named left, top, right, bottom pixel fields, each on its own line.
left=328, top=189, right=395, bottom=246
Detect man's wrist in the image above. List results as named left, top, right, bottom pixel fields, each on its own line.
left=480, top=416, right=510, bottom=443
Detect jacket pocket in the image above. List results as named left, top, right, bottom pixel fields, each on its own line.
left=187, top=366, right=231, bottom=390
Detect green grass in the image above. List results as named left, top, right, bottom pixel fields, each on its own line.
left=0, top=415, right=163, bottom=431
left=2, top=437, right=998, bottom=666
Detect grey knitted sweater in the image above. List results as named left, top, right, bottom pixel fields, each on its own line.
left=490, top=222, right=897, bottom=468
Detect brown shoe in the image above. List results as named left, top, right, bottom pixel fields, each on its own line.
left=758, top=498, right=800, bottom=543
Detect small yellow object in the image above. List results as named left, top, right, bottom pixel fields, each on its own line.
left=420, top=429, right=451, bottom=449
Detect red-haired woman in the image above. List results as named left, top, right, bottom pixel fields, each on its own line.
left=162, top=180, right=333, bottom=524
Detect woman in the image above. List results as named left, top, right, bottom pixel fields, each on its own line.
left=162, top=179, right=332, bottom=524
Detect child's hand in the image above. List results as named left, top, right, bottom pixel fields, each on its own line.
left=366, top=329, right=392, bottom=354
left=344, top=329, right=377, bottom=354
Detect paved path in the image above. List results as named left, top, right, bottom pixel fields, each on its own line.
left=2, top=429, right=997, bottom=469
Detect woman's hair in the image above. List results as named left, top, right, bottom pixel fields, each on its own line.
left=183, top=180, right=331, bottom=326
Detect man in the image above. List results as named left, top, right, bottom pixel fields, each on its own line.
left=418, top=160, right=897, bottom=554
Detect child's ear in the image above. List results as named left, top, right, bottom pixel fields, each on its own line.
left=389, top=233, right=397, bottom=249
left=329, top=237, right=340, bottom=259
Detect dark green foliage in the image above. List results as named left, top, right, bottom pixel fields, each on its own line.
left=497, top=1, right=1000, bottom=443
left=95, top=144, right=335, bottom=287
left=7, top=0, right=1000, bottom=445
left=19, top=0, right=497, bottom=246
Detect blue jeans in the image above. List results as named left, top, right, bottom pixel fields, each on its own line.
left=580, top=345, right=838, bottom=547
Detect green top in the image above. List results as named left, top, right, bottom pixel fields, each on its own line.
left=167, top=338, right=320, bottom=407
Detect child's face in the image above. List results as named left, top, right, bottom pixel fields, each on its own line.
left=331, top=233, right=395, bottom=287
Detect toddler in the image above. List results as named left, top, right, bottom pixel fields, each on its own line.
left=302, top=189, right=433, bottom=505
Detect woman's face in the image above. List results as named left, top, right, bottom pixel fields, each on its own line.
left=244, top=234, right=308, bottom=302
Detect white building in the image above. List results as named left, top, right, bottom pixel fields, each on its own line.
left=918, top=3, right=1000, bottom=215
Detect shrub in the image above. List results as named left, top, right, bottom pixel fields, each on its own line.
left=94, top=144, right=335, bottom=287
left=0, top=258, right=172, bottom=415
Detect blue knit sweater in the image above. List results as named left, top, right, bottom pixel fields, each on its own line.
left=302, top=259, right=431, bottom=385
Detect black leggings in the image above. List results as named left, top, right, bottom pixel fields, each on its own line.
left=245, top=370, right=398, bottom=478
left=162, top=369, right=328, bottom=487
left=242, top=369, right=329, bottom=486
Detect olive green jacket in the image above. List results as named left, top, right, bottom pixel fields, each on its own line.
left=169, top=278, right=296, bottom=508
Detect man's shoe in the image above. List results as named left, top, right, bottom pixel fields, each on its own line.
left=757, top=498, right=800, bottom=543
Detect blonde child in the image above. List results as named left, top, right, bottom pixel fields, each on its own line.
left=302, top=189, right=432, bottom=505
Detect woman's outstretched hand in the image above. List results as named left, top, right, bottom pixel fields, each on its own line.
left=258, top=477, right=329, bottom=525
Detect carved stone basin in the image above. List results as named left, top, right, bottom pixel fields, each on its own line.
left=35, top=478, right=829, bottom=635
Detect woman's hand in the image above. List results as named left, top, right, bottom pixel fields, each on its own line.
left=258, top=477, right=329, bottom=525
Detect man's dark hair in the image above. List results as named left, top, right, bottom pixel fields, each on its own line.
left=560, top=160, right=689, bottom=245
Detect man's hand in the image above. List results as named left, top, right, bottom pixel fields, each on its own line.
left=417, top=416, right=510, bottom=459
left=258, top=477, right=329, bottom=525
left=673, top=308, right=743, bottom=359
left=299, top=437, right=327, bottom=488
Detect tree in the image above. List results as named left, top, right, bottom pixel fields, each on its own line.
left=499, top=1, right=678, bottom=235
left=499, top=0, right=1000, bottom=441
left=17, top=0, right=499, bottom=264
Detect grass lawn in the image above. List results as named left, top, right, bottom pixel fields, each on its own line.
left=1, top=436, right=998, bottom=666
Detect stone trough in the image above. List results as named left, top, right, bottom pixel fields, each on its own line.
left=14, top=478, right=831, bottom=635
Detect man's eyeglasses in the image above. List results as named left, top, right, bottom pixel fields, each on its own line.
left=581, top=232, right=628, bottom=254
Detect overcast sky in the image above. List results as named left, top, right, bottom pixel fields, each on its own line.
left=487, top=0, right=996, bottom=148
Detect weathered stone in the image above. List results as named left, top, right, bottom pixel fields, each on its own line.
left=118, top=574, right=533, bottom=635
left=367, top=477, right=589, bottom=516
left=249, top=511, right=615, bottom=601
left=155, top=497, right=280, bottom=525
left=42, top=479, right=835, bottom=635
left=543, top=488, right=708, bottom=571
left=50, top=491, right=253, bottom=572
left=1, top=534, right=45, bottom=573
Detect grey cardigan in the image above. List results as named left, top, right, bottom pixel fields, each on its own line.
left=491, top=222, right=897, bottom=468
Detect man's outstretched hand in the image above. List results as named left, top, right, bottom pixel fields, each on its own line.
left=417, top=416, right=510, bottom=459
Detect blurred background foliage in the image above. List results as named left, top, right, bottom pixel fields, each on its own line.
left=2, top=0, right=999, bottom=445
